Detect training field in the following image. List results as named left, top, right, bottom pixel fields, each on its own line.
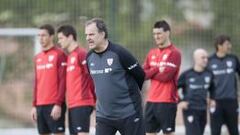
left=0, top=125, right=231, bottom=135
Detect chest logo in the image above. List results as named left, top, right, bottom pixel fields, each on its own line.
left=48, top=55, right=54, bottom=62
left=107, top=58, right=113, bottom=66
left=162, top=54, right=168, bottom=60
left=70, top=57, right=76, bottom=64
left=226, top=61, right=232, bottom=67
left=204, top=76, right=210, bottom=83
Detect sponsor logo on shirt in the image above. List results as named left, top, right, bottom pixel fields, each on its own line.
left=211, top=64, right=217, bottom=69
left=37, top=63, right=54, bottom=70
left=213, top=68, right=234, bottom=75
left=128, top=62, right=138, bottom=70
left=189, top=78, right=195, bottom=82
left=37, top=58, right=42, bottom=62
left=67, top=65, right=75, bottom=72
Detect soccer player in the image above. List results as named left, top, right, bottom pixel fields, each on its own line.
left=208, top=35, right=240, bottom=135
left=143, top=20, right=181, bottom=135
left=85, top=18, right=145, bottom=135
left=178, top=48, right=214, bottom=135
left=31, top=24, right=67, bottom=135
left=57, top=25, right=96, bottom=135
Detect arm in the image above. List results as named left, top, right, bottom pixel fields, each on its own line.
left=209, top=73, right=215, bottom=99
left=152, top=50, right=181, bottom=82
left=235, top=56, right=240, bottom=76
left=55, top=53, right=67, bottom=106
left=31, top=59, right=37, bottom=121
left=32, top=60, right=37, bottom=107
left=143, top=54, right=159, bottom=79
left=177, top=71, right=187, bottom=101
left=118, top=47, right=145, bottom=90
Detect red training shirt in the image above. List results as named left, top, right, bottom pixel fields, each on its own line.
left=143, top=44, right=181, bottom=103
left=33, top=46, right=67, bottom=106
left=66, top=47, right=96, bottom=109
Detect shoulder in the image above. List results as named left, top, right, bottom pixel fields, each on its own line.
left=208, top=53, right=217, bottom=61
left=170, top=45, right=181, bottom=56
left=86, top=49, right=94, bottom=60
left=228, top=54, right=239, bottom=61
left=53, top=47, right=66, bottom=57
left=181, top=68, right=193, bottom=76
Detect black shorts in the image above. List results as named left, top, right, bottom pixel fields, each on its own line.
left=68, top=106, right=94, bottom=134
left=183, top=109, right=207, bottom=135
left=96, top=112, right=145, bottom=135
left=36, top=104, right=66, bottom=134
left=145, top=102, right=177, bottom=134
left=210, top=99, right=239, bottom=135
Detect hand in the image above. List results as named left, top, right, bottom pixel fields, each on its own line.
left=50, top=105, right=62, bottom=120
left=31, top=107, right=37, bottom=122
left=209, top=99, right=216, bottom=113
left=179, top=101, right=189, bottom=110
left=209, top=99, right=216, bottom=108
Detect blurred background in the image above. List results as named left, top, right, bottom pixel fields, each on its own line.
left=0, top=0, right=239, bottom=134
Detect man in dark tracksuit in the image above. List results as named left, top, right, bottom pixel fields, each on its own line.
left=178, top=49, right=214, bottom=135
left=208, top=35, right=240, bottom=135
left=85, top=18, right=145, bottom=135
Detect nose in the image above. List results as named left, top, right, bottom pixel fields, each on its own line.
left=86, top=35, right=90, bottom=41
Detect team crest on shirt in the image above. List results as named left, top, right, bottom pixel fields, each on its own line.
left=187, top=115, right=194, bottom=123
left=107, top=58, right=113, bottom=66
left=162, top=54, right=168, bottom=60
left=204, top=76, right=210, bottom=83
left=48, top=55, right=54, bottom=62
left=226, top=61, right=233, bottom=67
left=70, top=57, right=76, bottom=64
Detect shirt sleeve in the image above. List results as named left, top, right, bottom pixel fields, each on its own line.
left=78, top=49, right=89, bottom=75
left=117, top=47, right=145, bottom=90
left=32, top=58, right=37, bottom=106
left=209, top=73, right=215, bottom=99
left=152, top=50, right=181, bottom=82
left=55, top=53, right=67, bottom=105
left=177, top=71, right=187, bottom=101
left=235, top=56, right=240, bottom=76
left=143, top=52, right=159, bottom=79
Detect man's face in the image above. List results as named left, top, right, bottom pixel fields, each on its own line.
left=218, top=40, right=232, bottom=54
left=85, top=23, right=105, bottom=50
left=38, top=29, right=53, bottom=49
left=57, top=32, right=71, bottom=49
left=195, top=51, right=208, bottom=68
left=153, top=28, right=169, bottom=47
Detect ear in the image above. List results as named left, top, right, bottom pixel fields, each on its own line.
left=100, top=31, right=105, bottom=39
left=166, top=31, right=170, bottom=37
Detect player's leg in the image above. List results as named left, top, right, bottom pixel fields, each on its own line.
left=145, top=102, right=160, bottom=135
